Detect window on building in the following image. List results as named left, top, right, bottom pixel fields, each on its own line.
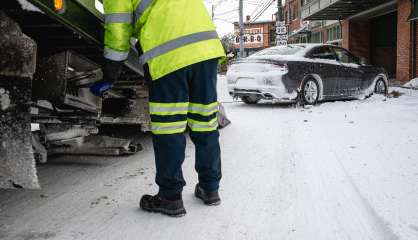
left=311, top=32, right=322, bottom=43
left=327, top=25, right=341, bottom=42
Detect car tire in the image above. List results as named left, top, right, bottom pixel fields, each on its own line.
left=301, top=78, right=320, bottom=105
left=241, top=95, right=260, bottom=104
left=374, top=78, right=387, bottom=95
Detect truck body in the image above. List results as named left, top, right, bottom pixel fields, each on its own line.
left=0, top=0, right=149, bottom=188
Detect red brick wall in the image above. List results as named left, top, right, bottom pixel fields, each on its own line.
left=342, top=20, right=350, bottom=49
left=284, top=0, right=302, bottom=32
left=342, top=20, right=371, bottom=63
left=397, top=0, right=411, bottom=83
left=350, top=21, right=371, bottom=62
left=263, top=23, right=274, bottom=48
left=415, top=22, right=418, bottom=77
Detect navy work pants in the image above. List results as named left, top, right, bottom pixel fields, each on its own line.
left=145, top=59, right=222, bottom=199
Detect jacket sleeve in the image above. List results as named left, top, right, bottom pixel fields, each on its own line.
left=103, top=0, right=133, bottom=62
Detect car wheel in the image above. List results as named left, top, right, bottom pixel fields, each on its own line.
left=301, top=78, right=320, bottom=105
left=241, top=95, right=260, bottom=104
left=374, top=78, right=387, bottom=95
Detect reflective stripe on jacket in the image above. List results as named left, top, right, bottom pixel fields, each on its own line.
left=103, top=0, right=226, bottom=80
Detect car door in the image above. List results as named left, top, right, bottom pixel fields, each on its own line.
left=332, top=47, right=364, bottom=96
left=307, top=46, right=340, bottom=97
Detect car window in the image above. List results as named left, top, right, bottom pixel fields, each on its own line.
left=308, top=46, right=336, bottom=60
left=333, top=47, right=360, bottom=64
left=251, top=46, right=304, bottom=57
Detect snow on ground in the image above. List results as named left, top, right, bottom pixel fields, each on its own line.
left=404, top=78, right=418, bottom=89
left=0, top=88, right=11, bottom=111
left=0, top=76, right=418, bottom=240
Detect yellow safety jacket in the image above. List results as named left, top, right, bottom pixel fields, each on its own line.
left=103, top=0, right=226, bottom=80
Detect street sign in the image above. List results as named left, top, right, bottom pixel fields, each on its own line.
left=276, top=40, right=288, bottom=46
left=276, top=34, right=288, bottom=41
left=276, top=21, right=286, bottom=27
left=276, top=27, right=287, bottom=35
left=275, top=21, right=288, bottom=46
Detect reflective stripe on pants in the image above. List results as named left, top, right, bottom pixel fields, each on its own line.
left=146, top=59, right=221, bottom=198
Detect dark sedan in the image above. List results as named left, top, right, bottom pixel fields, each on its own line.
left=226, top=44, right=388, bottom=105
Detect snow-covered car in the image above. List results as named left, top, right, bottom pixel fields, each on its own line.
left=226, top=44, right=388, bottom=104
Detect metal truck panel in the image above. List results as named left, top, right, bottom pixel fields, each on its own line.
left=0, top=11, right=39, bottom=188
left=27, top=0, right=143, bottom=75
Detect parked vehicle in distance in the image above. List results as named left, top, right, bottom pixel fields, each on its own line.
left=226, top=44, right=388, bottom=105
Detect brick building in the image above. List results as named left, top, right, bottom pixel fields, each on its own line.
left=283, top=0, right=345, bottom=46
left=233, top=20, right=276, bottom=57
left=300, top=0, right=418, bottom=83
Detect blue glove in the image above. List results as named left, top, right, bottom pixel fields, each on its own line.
left=89, top=81, right=113, bottom=97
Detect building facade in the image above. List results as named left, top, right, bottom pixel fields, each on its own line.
left=300, top=0, right=418, bottom=83
left=233, top=20, right=276, bottom=57
left=283, top=0, right=343, bottom=46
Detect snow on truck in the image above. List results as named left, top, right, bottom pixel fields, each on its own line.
left=1, top=0, right=155, bottom=189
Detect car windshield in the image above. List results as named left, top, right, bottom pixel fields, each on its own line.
left=250, top=46, right=304, bottom=57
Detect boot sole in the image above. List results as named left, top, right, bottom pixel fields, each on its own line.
left=140, top=206, right=186, bottom=217
left=195, top=193, right=221, bottom=206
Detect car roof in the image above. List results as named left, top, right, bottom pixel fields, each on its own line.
left=289, top=43, right=337, bottom=49
left=264, top=44, right=341, bottom=55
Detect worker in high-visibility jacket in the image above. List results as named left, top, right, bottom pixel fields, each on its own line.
left=90, top=0, right=225, bottom=217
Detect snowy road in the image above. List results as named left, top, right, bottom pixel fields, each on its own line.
left=1, top=76, right=418, bottom=240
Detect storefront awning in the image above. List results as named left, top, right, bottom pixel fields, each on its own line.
left=302, top=0, right=393, bottom=20
left=289, top=26, right=310, bottom=38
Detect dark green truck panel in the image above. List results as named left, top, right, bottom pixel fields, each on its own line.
left=27, top=0, right=142, bottom=74
left=28, top=0, right=104, bottom=46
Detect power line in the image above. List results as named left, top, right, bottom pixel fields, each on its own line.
left=249, top=0, right=269, bottom=19
left=215, top=8, right=239, bottom=16
left=251, top=0, right=275, bottom=22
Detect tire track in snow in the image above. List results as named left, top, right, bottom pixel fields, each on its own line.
left=334, top=152, right=399, bottom=240
left=281, top=109, right=400, bottom=240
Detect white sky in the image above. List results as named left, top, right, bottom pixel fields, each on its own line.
left=204, top=0, right=284, bottom=36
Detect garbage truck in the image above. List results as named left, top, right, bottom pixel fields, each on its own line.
left=1, top=0, right=156, bottom=189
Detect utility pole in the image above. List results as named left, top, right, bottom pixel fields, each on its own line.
left=238, top=0, right=244, bottom=57
left=212, top=4, right=215, bottom=20
left=276, top=0, right=288, bottom=46
left=277, top=0, right=283, bottom=21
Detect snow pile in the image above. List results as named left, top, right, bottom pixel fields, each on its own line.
left=31, top=124, right=40, bottom=132
left=17, top=0, right=43, bottom=13
left=0, top=88, right=11, bottom=111
left=403, top=78, right=418, bottom=89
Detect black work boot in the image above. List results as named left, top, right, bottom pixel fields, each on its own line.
left=194, top=184, right=221, bottom=206
left=139, top=195, right=186, bottom=217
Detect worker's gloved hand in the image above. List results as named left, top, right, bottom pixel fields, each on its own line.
left=89, top=81, right=113, bottom=97
left=89, top=58, right=124, bottom=97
